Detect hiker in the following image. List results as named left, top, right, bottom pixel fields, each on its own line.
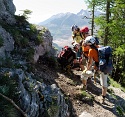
left=80, top=26, right=90, bottom=58
left=80, top=26, right=91, bottom=67
left=72, top=43, right=84, bottom=71
left=82, top=36, right=109, bottom=103
left=71, top=24, right=83, bottom=44
left=71, top=24, right=84, bottom=67
left=80, top=27, right=100, bottom=87
left=79, top=26, right=91, bottom=88
left=80, top=26, right=90, bottom=40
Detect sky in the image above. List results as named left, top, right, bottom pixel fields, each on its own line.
left=13, top=0, right=87, bottom=24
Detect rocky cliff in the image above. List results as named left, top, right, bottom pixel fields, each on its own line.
left=0, top=0, right=68, bottom=117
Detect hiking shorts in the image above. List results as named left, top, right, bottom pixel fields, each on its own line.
left=100, top=72, right=108, bottom=87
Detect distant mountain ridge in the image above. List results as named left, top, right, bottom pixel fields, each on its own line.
left=39, top=9, right=101, bottom=49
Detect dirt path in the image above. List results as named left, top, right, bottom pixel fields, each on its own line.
left=55, top=70, right=125, bottom=117
left=36, top=63, right=125, bottom=117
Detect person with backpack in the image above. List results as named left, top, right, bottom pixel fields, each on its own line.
left=57, top=44, right=84, bottom=73
left=80, top=26, right=99, bottom=58
left=72, top=43, right=85, bottom=71
left=80, top=26, right=90, bottom=60
left=81, top=36, right=113, bottom=103
left=80, top=26, right=90, bottom=39
left=78, top=26, right=91, bottom=89
left=80, top=26, right=100, bottom=84
left=71, top=25, right=84, bottom=69
left=71, top=24, right=83, bottom=44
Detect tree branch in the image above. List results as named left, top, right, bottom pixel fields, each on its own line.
left=0, top=93, right=28, bottom=117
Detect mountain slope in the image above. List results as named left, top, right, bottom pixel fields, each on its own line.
left=39, top=12, right=89, bottom=38
left=38, top=10, right=91, bottom=49
left=38, top=9, right=101, bottom=49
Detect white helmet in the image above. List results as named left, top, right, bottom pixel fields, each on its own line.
left=72, top=42, right=80, bottom=49
left=84, top=36, right=95, bottom=45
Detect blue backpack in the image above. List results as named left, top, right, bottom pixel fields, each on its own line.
left=98, top=46, right=113, bottom=74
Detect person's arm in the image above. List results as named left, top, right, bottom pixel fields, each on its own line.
left=86, top=56, right=93, bottom=70
left=86, top=49, right=94, bottom=70
left=72, top=32, right=75, bottom=40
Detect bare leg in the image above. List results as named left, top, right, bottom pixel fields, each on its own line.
left=82, top=79, right=87, bottom=86
left=99, top=72, right=108, bottom=103
left=82, top=79, right=87, bottom=90
left=102, top=86, right=107, bottom=96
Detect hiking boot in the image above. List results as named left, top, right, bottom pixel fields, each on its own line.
left=97, top=95, right=105, bottom=103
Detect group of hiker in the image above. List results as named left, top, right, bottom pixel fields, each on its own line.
left=71, top=24, right=109, bottom=103
left=57, top=24, right=113, bottom=103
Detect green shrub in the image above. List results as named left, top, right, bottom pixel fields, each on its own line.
left=0, top=74, right=19, bottom=117
left=25, top=47, right=35, bottom=62
left=12, top=30, right=21, bottom=39
left=109, top=78, right=125, bottom=92
left=0, top=57, right=14, bottom=68
left=116, top=106, right=125, bottom=117
left=14, top=15, right=26, bottom=23
left=36, top=35, right=43, bottom=45
left=35, top=30, right=44, bottom=45
left=20, top=37, right=29, bottom=47
left=47, top=105, right=59, bottom=117
left=29, top=24, right=37, bottom=33
left=81, top=91, right=94, bottom=100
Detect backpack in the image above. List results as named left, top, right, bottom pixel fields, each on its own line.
left=98, top=46, right=113, bottom=74
left=57, top=46, right=75, bottom=68
left=73, top=32, right=83, bottom=44
left=74, top=32, right=83, bottom=39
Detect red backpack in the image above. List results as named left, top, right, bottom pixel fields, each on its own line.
left=57, top=46, right=75, bottom=68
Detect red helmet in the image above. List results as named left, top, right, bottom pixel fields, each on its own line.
left=80, top=26, right=89, bottom=33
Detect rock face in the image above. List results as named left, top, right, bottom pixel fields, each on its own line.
left=0, top=0, right=16, bottom=24
left=0, top=0, right=67, bottom=117
left=0, top=0, right=56, bottom=61
left=33, top=26, right=56, bottom=62
left=0, top=26, right=14, bottom=57
left=15, top=69, right=68, bottom=117
left=0, top=0, right=16, bottom=57
left=0, top=0, right=16, bottom=14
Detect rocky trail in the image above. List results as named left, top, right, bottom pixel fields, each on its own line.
left=36, top=63, right=125, bottom=117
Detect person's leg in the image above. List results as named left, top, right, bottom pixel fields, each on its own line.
left=82, top=79, right=87, bottom=86
left=79, top=56, right=86, bottom=71
left=99, top=72, right=108, bottom=102
left=102, top=87, right=107, bottom=97
left=81, top=75, right=88, bottom=90
left=81, top=79, right=87, bottom=90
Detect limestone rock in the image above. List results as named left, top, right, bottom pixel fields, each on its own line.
left=0, top=26, right=14, bottom=57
